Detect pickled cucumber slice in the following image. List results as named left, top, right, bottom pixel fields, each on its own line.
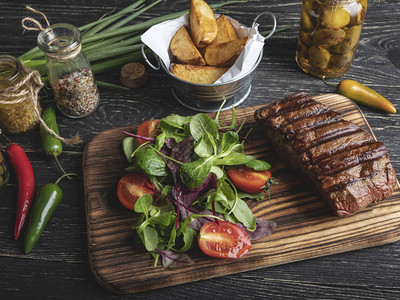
left=321, top=7, right=351, bottom=28
left=335, top=25, right=362, bottom=53
left=297, top=38, right=309, bottom=57
left=0, top=176, right=3, bottom=186
left=301, top=10, right=315, bottom=32
left=303, top=0, right=318, bottom=13
left=330, top=51, right=354, bottom=68
left=308, top=46, right=331, bottom=69
left=345, top=1, right=364, bottom=25
left=313, top=27, right=346, bottom=47
left=299, top=30, right=313, bottom=47
left=0, top=165, right=3, bottom=176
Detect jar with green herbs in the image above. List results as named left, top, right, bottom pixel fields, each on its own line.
left=296, top=0, right=367, bottom=78
left=0, top=151, right=9, bottom=194
left=37, top=23, right=99, bottom=118
left=0, top=55, right=42, bottom=134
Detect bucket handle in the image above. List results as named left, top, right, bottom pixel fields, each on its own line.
left=252, top=11, right=277, bottom=40
left=141, top=44, right=161, bottom=71
left=142, top=11, right=276, bottom=70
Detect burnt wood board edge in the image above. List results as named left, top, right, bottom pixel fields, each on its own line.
left=82, top=93, right=400, bottom=294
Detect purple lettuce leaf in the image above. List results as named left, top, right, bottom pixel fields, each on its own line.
left=173, top=172, right=219, bottom=230
left=156, top=249, right=194, bottom=268
left=238, top=218, right=277, bottom=241
left=166, top=136, right=194, bottom=183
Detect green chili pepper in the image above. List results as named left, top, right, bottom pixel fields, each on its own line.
left=24, top=173, right=76, bottom=254
left=40, top=106, right=62, bottom=157
left=323, top=76, right=396, bottom=114
left=40, top=106, right=73, bottom=177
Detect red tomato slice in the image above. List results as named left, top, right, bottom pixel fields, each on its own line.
left=227, top=167, right=271, bottom=194
left=117, top=173, right=155, bottom=210
left=198, top=221, right=251, bottom=259
left=136, top=119, right=161, bottom=145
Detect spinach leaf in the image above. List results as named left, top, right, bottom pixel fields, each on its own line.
left=122, top=137, right=137, bottom=162
left=220, top=131, right=239, bottom=153
left=230, top=143, right=244, bottom=153
left=142, top=226, right=159, bottom=252
left=231, top=198, right=257, bottom=231
left=180, top=157, right=214, bottom=188
left=155, top=131, right=166, bottom=151
left=174, top=226, right=196, bottom=253
left=238, top=191, right=265, bottom=201
left=134, top=194, right=153, bottom=217
left=245, top=159, right=271, bottom=171
left=137, top=148, right=167, bottom=176
left=190, top=113, right=218, bottom=142
left=167, top=227, right=177, bottom=250
left=214, top=152, right=252, bottom=166
left=149, top=211, right=174, bottom=227
left=162, top=115, right=192, bottom=128
left=210, top=166, right=224, bottom=178
left=158, top=118, right=189, bottom=143
left=194, top=132, right=216, bottom=158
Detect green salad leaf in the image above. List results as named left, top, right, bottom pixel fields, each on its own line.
left=122, top=106, right=276, bottom=267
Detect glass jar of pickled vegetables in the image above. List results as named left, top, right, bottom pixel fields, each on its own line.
left=37, top=23, right=99, bottom=118
left=296, top=0, right=367, bottom=78
left=0, top=151, right=9, bottom=194
left=0, top=55, right=42, bottom=134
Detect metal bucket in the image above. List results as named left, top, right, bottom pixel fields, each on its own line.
left=142, top=11, right=276, bottom=112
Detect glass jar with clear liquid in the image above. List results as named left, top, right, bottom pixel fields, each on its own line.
left=296, top=0, right=367, bottom=78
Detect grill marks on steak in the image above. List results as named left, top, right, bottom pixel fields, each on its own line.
left=293, top=120, right=362, bottom=152
left=307, top=130, right=375, bottom=163
left=254, top=93, right=397, bottom=216
left=312, top=142, right=388, bottom=177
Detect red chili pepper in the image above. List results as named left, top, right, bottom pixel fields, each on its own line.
left=7, top=143, right=35, bottom=239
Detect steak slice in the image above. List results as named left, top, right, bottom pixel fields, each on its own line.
left=254, top=92, right=397, bottom=216
left=312, top=142, right=388, bottom=177
left=326, top=164, right=397, bottom=216
left=292, top=120, right=361, bottom=152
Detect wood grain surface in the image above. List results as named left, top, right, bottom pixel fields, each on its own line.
left=83, top=93, right=400, bottom=294
left=1, top=1, right=400, bottom=299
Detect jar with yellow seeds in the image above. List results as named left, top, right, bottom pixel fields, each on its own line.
left=0, top=55, right=42, bottom=134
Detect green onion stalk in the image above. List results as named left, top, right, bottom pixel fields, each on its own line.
left=19, top=0, right=248, bottom=88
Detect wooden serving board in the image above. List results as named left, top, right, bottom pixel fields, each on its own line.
left=83, top=93, right=400, bottom=294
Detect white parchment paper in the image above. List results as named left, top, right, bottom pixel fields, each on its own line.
left=141, top=14, right=265, bottom=84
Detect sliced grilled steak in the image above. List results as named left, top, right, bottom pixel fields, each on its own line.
left=254, top=92, right=397, bottom=216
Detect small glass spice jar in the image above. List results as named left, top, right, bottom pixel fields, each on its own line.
left=0, top=55, right=42, bottom=134
left=37, top=23, right=99, bottom=118
left=0, top=151, right=9, bottom=194
left=296, top=0, right=367, bottom=78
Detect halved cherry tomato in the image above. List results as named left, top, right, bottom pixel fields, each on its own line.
left=227, top=167, right=271, bottom=194
left=198, top=221, right=251, bottom=259
left=117, top=173, right=155, bottom=210
left=136, top=119, right=161, bottom=145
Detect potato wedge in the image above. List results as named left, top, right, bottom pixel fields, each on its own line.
left=170, top=26, right=205, bottom=65
left=171, top=63, right=229, bottom=84
left=204, top=37, right=248, bottom=67
left=214, top=14, right=238, bottom=44
left=189, top=0, right=218, bottom=48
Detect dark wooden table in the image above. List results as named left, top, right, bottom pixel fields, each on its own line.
left=1, top=0, right=399, bottom=298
